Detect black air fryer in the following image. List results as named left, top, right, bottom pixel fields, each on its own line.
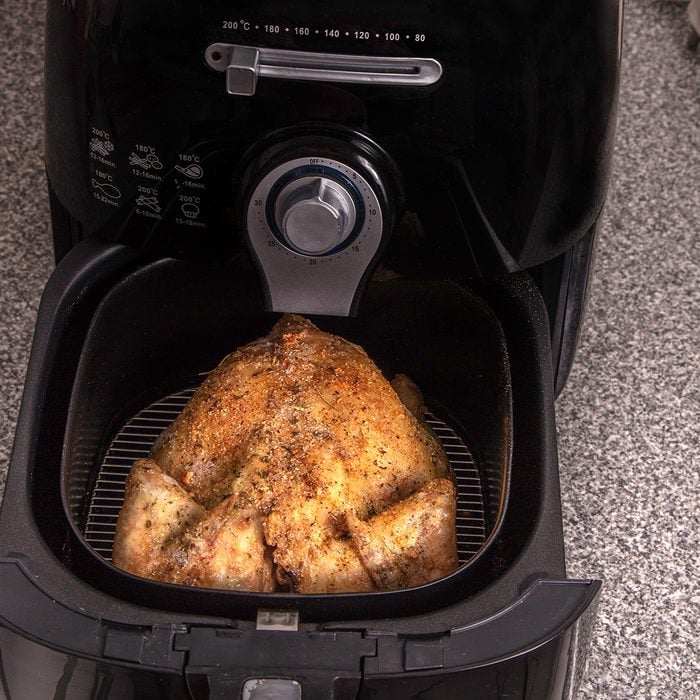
left=0, top=1, right=621, bottom=698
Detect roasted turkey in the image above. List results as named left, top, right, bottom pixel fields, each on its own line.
left=113, top=314, right=458, bottom=593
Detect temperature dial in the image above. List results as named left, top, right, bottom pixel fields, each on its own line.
left=274, top=176, right=357, bottom=256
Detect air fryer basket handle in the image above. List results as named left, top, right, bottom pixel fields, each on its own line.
left=186, top=672, right=360, bottom=700
left=177, top=627, right=375, bottom=700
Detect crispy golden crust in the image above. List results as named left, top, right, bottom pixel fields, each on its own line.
left=346, top=478, right=459, bottom=590
left=113, top=315, right=457, bottom=593
left=113, top=459, right=274, bottom=590
left=154, top=496, right=275, bottom=592
left=112, top=459, right=205, bottom=578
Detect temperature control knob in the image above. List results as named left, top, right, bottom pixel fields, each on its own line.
left=274, top=176, right=357, bottom=256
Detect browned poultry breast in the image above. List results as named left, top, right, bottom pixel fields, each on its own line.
left=113, top=314, right=458, bottom=592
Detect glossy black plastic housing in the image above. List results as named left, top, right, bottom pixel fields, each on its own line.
left=0, top=0, right=621, bottom=693
left=45, top=0, right=622, bottom=274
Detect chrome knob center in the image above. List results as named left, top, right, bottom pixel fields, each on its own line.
left=274, top=176, right=356, bottom=256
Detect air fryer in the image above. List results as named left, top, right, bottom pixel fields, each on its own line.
left=0, top=1, right=621, bottom=698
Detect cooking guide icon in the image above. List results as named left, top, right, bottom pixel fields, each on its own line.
left=181, top=202, right=200, bottom=219
left=135, top=194, right=161, bottom=213
left=89, top=137, right=114, bottom=157
left=128, top=151, right=163, bottom=171
left=91, top=178, right=121, bottom=199
left=175, top=163, right=204, bottom=179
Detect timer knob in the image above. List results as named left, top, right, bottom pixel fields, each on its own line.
left=274, top=176, right=357, bottom=256
left=240, top=124, right=404, bottom=315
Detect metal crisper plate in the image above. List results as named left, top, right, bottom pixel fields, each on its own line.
left=83, top=387, right=487, bottom=566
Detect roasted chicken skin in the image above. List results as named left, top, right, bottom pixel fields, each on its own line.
left=113, top=315, right=458, bottom=592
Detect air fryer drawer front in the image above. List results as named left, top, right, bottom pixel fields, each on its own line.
left=179, top=580, right=601, bottom=700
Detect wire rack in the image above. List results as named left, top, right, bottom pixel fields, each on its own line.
left=83, top=388, right=487, bottom=565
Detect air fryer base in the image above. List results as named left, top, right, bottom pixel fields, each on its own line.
left=0, top=561, right=599, bottom=699
left=0, top=239, right=601, bottom=698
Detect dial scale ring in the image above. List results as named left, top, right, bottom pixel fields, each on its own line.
left=247, top=156, right=384, bottom=263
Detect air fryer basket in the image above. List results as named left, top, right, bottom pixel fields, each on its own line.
left=60, top=258, right=512, bottom=620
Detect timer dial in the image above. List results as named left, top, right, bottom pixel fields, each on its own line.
left=240, top=126, right=402, bottom=316
left=247, top=158, right=374, bottom=263
left=274, top=176, right=357, bottom=256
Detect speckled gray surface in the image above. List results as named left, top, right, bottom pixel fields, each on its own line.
left=0, top=0, right=698, bottom=697
left=556, top=2, right=700, bottom=696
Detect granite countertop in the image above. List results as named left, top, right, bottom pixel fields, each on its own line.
left=0, top=1, right=698, bottom=697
